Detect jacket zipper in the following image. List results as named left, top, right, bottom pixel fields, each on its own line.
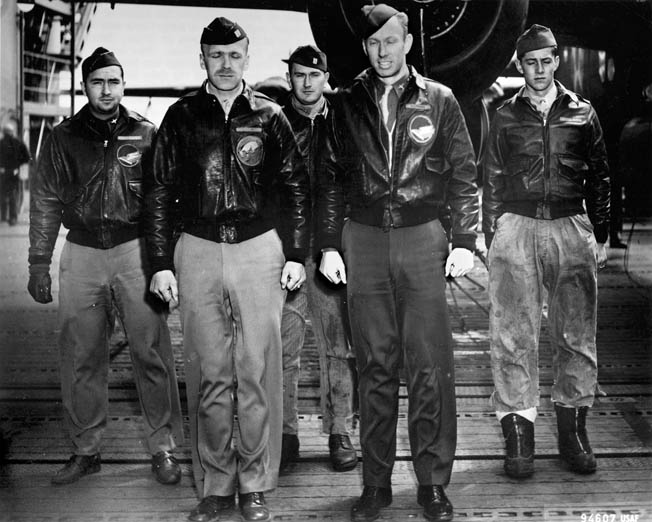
left=364, top=82, right=394, bottom=228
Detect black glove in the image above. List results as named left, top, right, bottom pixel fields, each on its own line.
left=28, top=264, right=53, bottom=304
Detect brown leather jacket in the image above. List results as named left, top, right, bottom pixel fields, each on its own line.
left=29, top=105, right=155, bottom=266
left=145, top=82, right=310, bottom=273
left=482, top=81, right=610, bottom=248
left=317, top=67, right=479, bottom=252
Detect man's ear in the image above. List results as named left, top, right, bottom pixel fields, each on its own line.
left=362, top=41, right=368, bottom=56
left=404, top=33, right=413, bottom=55
left=199, top=52, right=206, bottom=71
left=80, top=80, right=86, bottom=96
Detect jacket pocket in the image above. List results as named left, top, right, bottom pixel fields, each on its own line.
left=557, top=155, right=588, bottom=183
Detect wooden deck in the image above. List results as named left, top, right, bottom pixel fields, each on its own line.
left=1, top=213, right=651, bottom=522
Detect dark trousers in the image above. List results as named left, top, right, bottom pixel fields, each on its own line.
left=0, top=172, right=20, bottom=223
left=342, top=219, right=456, bottom=488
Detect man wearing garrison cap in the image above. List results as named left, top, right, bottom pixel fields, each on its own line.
left=28, top=46, right=183, bottom=486
left=482, top=24, right=609, bottom=480
left=278, top=44, right=358, bottom=475
left=145, top=16, right=310, bottom=522
left=317, top=4, right=479, bottom=521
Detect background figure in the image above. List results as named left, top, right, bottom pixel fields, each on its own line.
left=0, top=121, right=30, bottom=225
left=279, top=45, right=357, bottom=474
left=145, top=17, right=310, bottom=522
left=27, top=46, right=183, bottom=487
left=482, top=25, right=609, bottom=480
left=317, top=5, right=479, bottom=522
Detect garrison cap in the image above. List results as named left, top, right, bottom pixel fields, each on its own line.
left=282, top=45, right=328, bottom=72
left=359, top=3, right=400, bottom=39
left=81, top=47, right=122, bottom=82
left=201, top=17, right=247, bottom=45
left=516, top=24, right=557, bottom=58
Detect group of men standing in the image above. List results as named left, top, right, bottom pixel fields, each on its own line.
left=27, top=4, right=610, bottom=522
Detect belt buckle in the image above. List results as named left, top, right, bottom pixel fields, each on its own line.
left=536, top=202, right=552, bottom=220
left=218, top=224, right=237, bottom=243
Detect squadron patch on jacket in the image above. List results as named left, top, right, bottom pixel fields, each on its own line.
left=117, top=144, right=142, bottom=167
left=408, top=114, right=435, bottom=145
left=236, top=135, right=264, bottom=166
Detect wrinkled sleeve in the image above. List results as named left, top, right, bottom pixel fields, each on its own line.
left=272, top=109, right=311, bottom=263
left=481, top=112, right=507, bottom=250
left=584, top=107, right=610, bottom=243
left=315, top=103, right=346, bottom=252
left=144, top=110, right=178, bottom=274
left=28, top=132, right=64, bottom=267
left=442, top=93, right=479, bottom=251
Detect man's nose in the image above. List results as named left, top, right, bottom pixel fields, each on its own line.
left=101, top=82, right=111, bottom=95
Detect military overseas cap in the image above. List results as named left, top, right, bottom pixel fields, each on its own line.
left=359, top=3, right=400, bottom=39
left=201, top=16, right=247, bottom=45
left=516, top=24, right=557, bottom=58
left=81, top=47, right=122, bottom=82
left=282, top=45, right=328, bottom=72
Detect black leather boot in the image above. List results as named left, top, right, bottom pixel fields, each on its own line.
left=555, top=404, right=597, bottom=474
left=279, top=433, right=300, bottom=472
left=500, top=413, right=535, bottom=478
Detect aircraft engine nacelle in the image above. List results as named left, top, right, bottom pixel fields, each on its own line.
left=307, top=0, right=529, bottom=104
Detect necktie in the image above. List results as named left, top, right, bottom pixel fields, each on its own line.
left=383, top=85, right=399, bottom=134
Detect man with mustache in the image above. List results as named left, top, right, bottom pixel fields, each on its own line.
left=144, top=17, right=310, bottom=522
left=28, top=46, right=183, bottom=486
left=482, top=25, right=610, bottom=479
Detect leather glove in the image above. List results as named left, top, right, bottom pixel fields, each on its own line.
left=28, top=264, right=53, bottom=304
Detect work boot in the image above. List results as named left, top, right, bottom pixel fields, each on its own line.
left=329, top=434, right=357, bottom=472
left=279, top=433, right=299, bottom=472
left=500, top=413, right=535, bottom=478
left=555, top=403, right=597, bottom=474
left=51, top=454, right=101, bottom=485
left=239, top=491, right=271, bottom=522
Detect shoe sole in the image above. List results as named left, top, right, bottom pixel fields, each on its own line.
left=332, top=459, right=358, bottom=472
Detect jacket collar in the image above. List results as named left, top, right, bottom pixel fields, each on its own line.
left=356, top=65, right=426, bottom=96
left=200, top=80, right=258, bottom=111
left=516, top=80, right=579, bottom=106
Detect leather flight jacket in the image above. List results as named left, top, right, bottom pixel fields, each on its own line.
left=482, top=81, right=610, bottom=248
left=145, top=82, right=310, bottom=274
left=281, top=96, right=331, bottom=254
left=29, top=104, right=156, bottom=266
left=317, top=66, right=479, bottom=252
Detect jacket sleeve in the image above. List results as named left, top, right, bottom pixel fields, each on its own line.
left=481, top=112, right=506, bottom=250
left=28, top=132, right=64, bottom=267
left=584, top=107, right=610, bottom=243
left=272, top=109, right=311, bottom=263
left=442, top=93, right=479, bottom=251
left=315, top=105, right=346, bottom=252
left=144, top=110, right=178, bottom=274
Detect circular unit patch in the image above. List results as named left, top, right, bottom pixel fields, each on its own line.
left=236, top=135, right=264, bottom=166
left=117, top=144, right=142, bottom=167
left=408, top=114, right=435, bottom=145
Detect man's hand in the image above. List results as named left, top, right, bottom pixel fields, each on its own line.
left=445, top=248, right=474, bottom=278
left=150, top=270, right=179, bottom=309
left=597, top=243, right=607, bottom=270
left=281, top=261, right=306, bottom=291
left=27, top=264, right=52, bottom=304
left=319, top=249, right=347, bottom=284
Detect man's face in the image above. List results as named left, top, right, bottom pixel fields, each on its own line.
left=363, top=16, right=412, bottom=80
left=200, top=39, right=249, bottom=94
left=82, top=66, right=124, bottom=118
left=516, top=47, right=559, bottom=94
left=286, top=63, right=329, bottom=105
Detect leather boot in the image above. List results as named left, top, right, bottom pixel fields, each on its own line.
left=279, top=433, right=299, bottom=472
left=500, top=413, right=535, bottom=478
left=350, top=486, right=392, bottom=522
left=328, top=434, right=357, bottom=472
left=51, top=454, right=101, bottom=485
left=555, top=404, right=597, bottom=474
